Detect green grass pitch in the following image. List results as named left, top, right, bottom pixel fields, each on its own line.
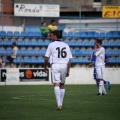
left=0, top=85, right=120, bottom=120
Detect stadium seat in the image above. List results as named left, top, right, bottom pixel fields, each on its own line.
left=38, top=39, right=45, bottom=46
left=14, top=57, right=23, bottom=64
left=71, top=40, right=77, bottom=46
left=10, top=39, right=16, bottom=45
left=109, top=39, right=116, bottom=46
left=78, top=39, right=84, bottom=46
left=80, top=32, right=87, bottom=38
left=3, top=39, right=11, bottom=46
left=34, top=32, right=42, bottom=38
left=38, top=57, right=44, bottom=64
left=0, top=31, right=7, bottom=37
left=85, top=57, right=91, bottom=64
left=75, top=49, right=81, bottom=56
left=93, top=32, right=99, bottom=38
left=31, top=39, right=38, bottom=46
left=0, top=48, right=6, bottom=55
left=118, top=57, right=120, bottom=64
left=34, top=49, right=41, bottom=56
left=74, top=32, right=80, bottom=39
left=14, top=31, right=21, bottom=38
left=70, top=48, right=75, bottom=56
left=23, top=57, right=31, bottom=64
left=31, top=57, right=38, bottom=64
left=87, top=32, right=94, bottom=38
left=0, top=39, right=3, bottom=46
left=99, top=32, right=106, bottom=38
left=90, top=39, right=95, bottom=46
left=68, top=32, right=74, bottom=39
left=24, top=39, right=32, bottom=46
left=27, top=48, right=35, bottom=56
left=83, top=40, right=90, bottom=46
left=71, top=57, right=78, bottom=64
left=64, top=39, right=71, bottom=46
left=6, top=47, right=12, bottom=55
left=21, top=31, right=28, bottom=37
left=114, top=49, right=120, bottom=56
left=102, top=40, right=110, bottom=46
left=106, top=49, right=114, bottom=56
left=20, top=48, right=27, bottom=56
left=88, top=49, right=93, bottom=55
left=41, top=48, right=46, bottom=56
left=17, top=39, right=24, bottom=46
left=108, top=57, right=118, bottom=64
left=81, top=49, right=88, bottom=56
left=113, top=32, right=120, bottom=38
left=106, top=32, right=113, bottom=38
left=44, top=40, right=51, bottom=46
left=116, top=40, right=120, bottom=47
left=7, top=31, right=14, bottom=37
left=62, top=32, right=68, bottom=38
left=78, top=57, right=85, bottom=63
left=28, top=31, right=34, bottom=38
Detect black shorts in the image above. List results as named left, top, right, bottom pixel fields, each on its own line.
left=6, top=56, right=14, bottom=64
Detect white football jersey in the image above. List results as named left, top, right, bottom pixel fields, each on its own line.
left=45, top=41, right=72, bottom=64
left=95, top=47, right=105, bottom=66
left=11, top=46, right=18, bottom=58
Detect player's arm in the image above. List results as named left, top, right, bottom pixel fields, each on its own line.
left=66, top=59, right=71, bottom=77
left=88, top=52, right=95, bottom=67
left=44, top=57, right=49, bottom=72
left=11, top=48, right=15, bottom=55
left=94, top=48, right=104, bottom=56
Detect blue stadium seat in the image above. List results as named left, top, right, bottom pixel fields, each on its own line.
left=6, top=48, right=12, bottom=55
left=85, top=57, right=91, bottom=64
left=17, top=50, right=21, bottom=56
left=70, top=48, right=75, bottom=56
left=109, top=39, right=116, bottom=46
left=10, top=39, right=16, bottom=45
left=106, top=49, right=114, bottom=56
left=2, top=56, right=7, bottom=62
left=27, top=49, right=35, bottom=56
left=0, top=39, right=3, bottom=46
left=20, top=48, right=27, bottom=56
left=34, top=49, right=41, bottom=56
left=81, top=49, right=88, bottom=56
left=116, top=40, right=120, bottom=47
left=31, top=39, right=38, bottom=46
left=21, top=31, right=28, bottom=37
left=93, top=32, right=99, bottom=38
left=108, top=57, right=118, bottom=64
left=17, top=39, right=24, bottom=46
left=90, top=39, right=95, bottom=46
left=71, top=40, right=77, bottom=46
left=34, top=32, right=42, bottom=38
left=68, top=32, right=74, bottom=39
left=87, top=32, right=94, bottom=38
left=78, top=39, right=83, bottom=46
left=83, top=40, right=90, bottom=46
left=113, top=32, right=120, bottom=38
left=114, top=49, right=119, bottom=56
left=71, top=57, right=78, bottom=64
left=44, top=40, right=51, bottom=46
left=80, top=32, right=87, bottom=38
left=106, top=32, right=113, bottom=38
left=7, top=31, right=14, bottom=37
left=0, top=48, right=6, bottom=55
left=31, top=57, right=38, bottom=64
left=3, top=39, right=11, bottom=46
left=24, top=39, right=31, bottom=46
left=38, top=57, right=44, bottom=64
left=14, top=31, right=21, bottom=37
left=118, top=57, right=120, bottom=64
left=88, top=49, right=93, bottom=55
left=99, top=32, right=106, bottom=38
left=74, top=32, right=80, bottom=39
left=14, top=57, right=23, bottom=64
left=74, top=49, right=81, bottom=56
left=64, top=39, right=71, bottom=46
left=23, top=57, right=31, bottom=64
left=78, top=57, right=85, bottom=63
left=38, top=40, right=45, bottom=46
left=28, top=32, right=34, bottom=38
left=41, top=48, right=46, bottom=56
left=0, top=31, right=7, bottom=37
left=102, top=40, right=110, bottom=46
left=62, top=32, right=68, bottom=38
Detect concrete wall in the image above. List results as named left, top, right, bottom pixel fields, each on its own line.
left=0, top=68, right=120, bottom=85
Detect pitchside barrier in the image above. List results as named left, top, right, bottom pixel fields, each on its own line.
left=0, top=68, right=120, bottom=85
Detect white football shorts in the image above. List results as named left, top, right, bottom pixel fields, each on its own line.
left=51, top=64, right=67, bottom=84
left=96, top=65, right=105, bottom=80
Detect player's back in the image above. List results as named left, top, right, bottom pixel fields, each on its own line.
left=48, top=41, right=72, bottom=64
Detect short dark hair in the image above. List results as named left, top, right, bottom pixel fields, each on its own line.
left=12, top=42, right=16, bottom=46
left=51, top=30, right=62, bottom=39
left=96, top=39, right=102, bottom=45
left=41, top=22, right=45, bottom=25
left=51, top=20, right=55, bottom=23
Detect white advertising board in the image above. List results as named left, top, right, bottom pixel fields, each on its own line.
left=6, top=68, right=19, bottom=84
left=14, top=3, right=60, bottom=17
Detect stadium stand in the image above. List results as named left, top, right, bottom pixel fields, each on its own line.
left=0, top=31, right=120, bottom=66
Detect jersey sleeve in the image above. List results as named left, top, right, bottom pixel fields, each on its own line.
left=45, top=44, right=51, bottom=57
left=95, top=48, right=104, bottom=56
left=91, top=52, right=95, bottom=62
left=68, top=47, right=73, bottom=59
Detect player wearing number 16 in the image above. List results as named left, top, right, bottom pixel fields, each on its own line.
left=44, top=30, right=73, bottom=110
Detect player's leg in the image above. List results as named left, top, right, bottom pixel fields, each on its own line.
left=103, top=80, right=111, bottom=90
left=60, top=83, right=65, bottom=108
left=94, top=68, right=99, bottom=87
left=51, top=64, right=61, bottom=109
